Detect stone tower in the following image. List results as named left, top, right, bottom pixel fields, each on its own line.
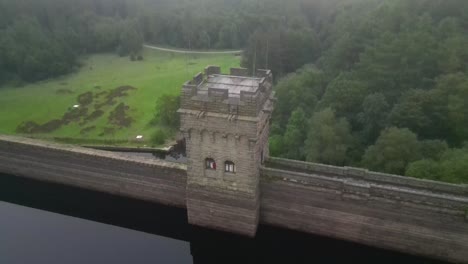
left=179, top=66, right=274, bottom=236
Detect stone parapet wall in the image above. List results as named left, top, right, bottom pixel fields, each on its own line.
left=261, top=157, right=468, bottom=263
left=3, top=132, right=468, bottom=262
left=181, top=86, right=260, bottom=116
left=260, top=178, right=468, bottom=263
left=263, top=158, right=468, bottom=215
left=266, top=157, right=468, bottom=196
left=0, top=135, right=187, bottom=207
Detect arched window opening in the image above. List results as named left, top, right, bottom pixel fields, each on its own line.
left=205, top=158, right=216, bottom=170
left=225, top=161, right=236, bottom=173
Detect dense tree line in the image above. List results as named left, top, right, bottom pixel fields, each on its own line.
left=0, top=0, right=321, bottom=85
left=0, top=0, right=143, bottom=84
left=264, top=0, right=468, bottom=183
left=0, top=0, right=345, bottom=83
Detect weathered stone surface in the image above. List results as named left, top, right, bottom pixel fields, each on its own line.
left=0, top=135, right=187, bottom=207
left=1, top=134, right=468, bottom=262
left=179, top=67, right=273, bottom=236
left=261, top=158, right=468, bottom=263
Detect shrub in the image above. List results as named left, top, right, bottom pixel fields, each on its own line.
left=150, top=129, right=167, bottom=146
left=152, top=94, right=180, bottom=128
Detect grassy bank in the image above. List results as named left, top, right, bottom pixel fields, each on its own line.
left=0, top=48, right=240, bottom=146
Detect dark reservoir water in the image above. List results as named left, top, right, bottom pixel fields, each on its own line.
left=0, top=173, right=447, bottom=264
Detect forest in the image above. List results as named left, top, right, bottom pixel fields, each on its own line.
left=0, top=0, right=315, bottom=84
left=1, top=0, right=467, bottom=183
left=251, top=0, right=468, bottom=183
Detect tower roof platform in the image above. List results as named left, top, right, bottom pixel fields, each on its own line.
left=198, top=74, right=263, bottom=97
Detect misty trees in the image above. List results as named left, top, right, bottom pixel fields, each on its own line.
left=317, top=74, right=368, bottom=124
left=362, top=128, right=422, bottom=175
left=242, top=27, right=320, bottom=79
left=439, top=74, right=468, bottom=145
left=305, top=108, right=353, bottom=166
left=0, top=0, right=144, bottom=85
left=357, top=93, right=390, bottom=144
left=267, top=0, right=468, bottom=183
left=272, top=66, right=325, bottom=129
left=92, top=17, right=121, bottom=52
left=1, top=0, right=327, bottom=85
left=0, top=17, right=76, bottom=82
left=282, top=108, right=307, bottom=160
left=117, top=20, right=143, bottom=57
left=407, top=148, right=468, bottom=184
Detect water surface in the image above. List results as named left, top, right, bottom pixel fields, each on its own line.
left=0, top=201, right=192, bottom=264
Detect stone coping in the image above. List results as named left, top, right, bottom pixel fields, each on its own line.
left=265, top=157, right=468, bottom=196
left=0, top=135, right=187, bottom=171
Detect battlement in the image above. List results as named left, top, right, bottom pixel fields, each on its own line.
left=180, top=66, right=273, bottom=117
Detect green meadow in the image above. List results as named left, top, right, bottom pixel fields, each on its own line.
left=0, top=48, right=240, bottom=145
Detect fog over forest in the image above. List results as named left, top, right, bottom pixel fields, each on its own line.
left=0, top=0, right=467, bottom=183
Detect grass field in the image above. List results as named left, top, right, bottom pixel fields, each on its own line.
left=0, top=48, right=240, bottom=146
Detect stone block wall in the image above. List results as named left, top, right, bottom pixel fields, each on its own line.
left=180, top=66, right=274, bottom=236
left=187, top=182, right=260, bottom=236
left=2, top=134, right=468, bottom=262
left=205, top=65, right=221, bottom=76
left=0, top=135, right=187, bottom=207
left=182, top=115, right=261, bottom=236
left=266, top=157, right=468, bottom=196
left=261, top=157, right=468, bottom=263
left=230, top=67, right=249, bottom=76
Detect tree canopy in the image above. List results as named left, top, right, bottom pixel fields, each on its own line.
left=263, top=0, right=468, bottom=183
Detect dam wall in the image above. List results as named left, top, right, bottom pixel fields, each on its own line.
left=0, top=135, right=187, bottom=207
left=261, top=158, right=468, bottom=263
left=1, top=136, right=468, bottom=262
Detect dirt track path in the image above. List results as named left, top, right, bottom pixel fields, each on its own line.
left=143, top=44, right=243, bottom=54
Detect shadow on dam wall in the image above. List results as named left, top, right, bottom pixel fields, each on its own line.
left=0, top=173, right=447, bottom=264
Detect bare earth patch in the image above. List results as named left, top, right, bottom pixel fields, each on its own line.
left=108, top=103, right=133, bottom=128
left=16, top=119, right=62, bottom=133
left=77, top=91, right=94, bottom=106
left=62, top=107, right=88, bottom=125
left=85, top=109, right=104, bottom=122
left=80, top=126, right=96, bottom=135
left=106, top=85, right=136, bottom=101
left=95, top=85, right=136, bottom=109
left=17, top=107, right=89, bottom=133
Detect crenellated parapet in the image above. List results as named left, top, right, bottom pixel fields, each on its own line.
left=180, top=66, right=273, bottom=117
